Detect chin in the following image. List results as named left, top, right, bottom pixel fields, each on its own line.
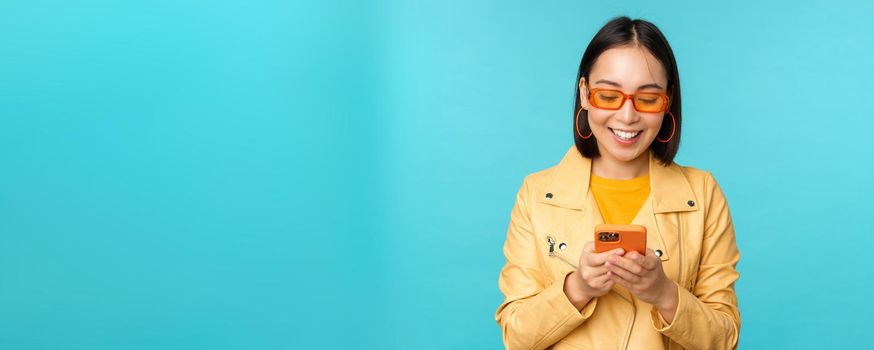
left=613, top=150, right=643, bottom=162
left=602, top=145, right=647, bottom=162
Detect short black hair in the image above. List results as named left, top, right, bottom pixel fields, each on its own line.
left=573, top=16, right=681, bottom=166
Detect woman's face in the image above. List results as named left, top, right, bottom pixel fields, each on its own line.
left=579, top=46, right=670, bottom=164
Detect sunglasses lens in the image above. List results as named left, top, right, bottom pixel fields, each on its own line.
left=634, top=93, right=668, bottom=112
left=592, top=90, right=623, bottom=109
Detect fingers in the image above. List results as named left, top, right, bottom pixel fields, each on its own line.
left=606, top=260, right=640, bottom=283
left=607, top=254, right=644, bottom=275
left=589, top=273, right=614, bottom=289
left=583, top=241, right=594, bottom=253
left=606, top=249, right=671, bottom=304
left=606, top=270, right=630, bottom=289
left=624, top=251, right=651, bottom=270
left=617, top=250, right=660, bottom=271
left=586, top=247, right=625, bottom=266
left=579, top=265, right=609, bottom=281
left=641, top=249, right=660, bottom=270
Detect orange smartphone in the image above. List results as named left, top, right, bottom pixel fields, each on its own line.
left=593, top=224, right=646, bottom=255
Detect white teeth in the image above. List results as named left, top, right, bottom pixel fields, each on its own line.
left=611, top=128, right=640, bottom=140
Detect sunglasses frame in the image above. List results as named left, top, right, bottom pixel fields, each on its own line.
left=586, top=87, right=671, bottom=113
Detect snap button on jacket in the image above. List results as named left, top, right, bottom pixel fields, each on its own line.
left=495, top=146, right=741, bottom=350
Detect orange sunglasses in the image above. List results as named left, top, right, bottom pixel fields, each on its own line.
left=587, top=87, right=670, bottom=113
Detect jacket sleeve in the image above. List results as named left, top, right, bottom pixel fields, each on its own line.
left=650, top=172, right=741, bottom=350
left=494, top=176, right=597, bottom=350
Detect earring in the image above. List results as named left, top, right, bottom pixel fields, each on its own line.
left=575, top=107, right=593, bottom=139
left=657, top=111, right=676, bottom=143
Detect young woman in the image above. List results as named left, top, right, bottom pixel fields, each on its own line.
left=494, top=17, right=741, bottom=350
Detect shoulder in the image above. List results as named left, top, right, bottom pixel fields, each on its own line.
left=672, top=158, right=728, bottom=188
left=511, top=165, right=556, bottom=205
left=520, top=165, right=557, bottom=189
left=677, top=164, right=714, bottom=187
left=675, top=163, right=732, bottom=214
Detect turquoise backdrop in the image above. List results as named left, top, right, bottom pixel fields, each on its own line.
left=1, top=0, right=872, bottom=348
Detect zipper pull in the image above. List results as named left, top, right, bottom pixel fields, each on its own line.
left=547, top=235, right=556, bottom=256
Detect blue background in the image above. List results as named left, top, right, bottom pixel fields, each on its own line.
left=1, top=0, right=872, bottom=348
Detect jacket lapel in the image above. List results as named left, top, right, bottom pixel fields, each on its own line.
left=538, top=146, right=700, bottom=302
left=538, top=146, right=699, bottom=215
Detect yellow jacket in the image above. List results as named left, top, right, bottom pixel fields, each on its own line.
left=495, top=146, right=741, bottom=350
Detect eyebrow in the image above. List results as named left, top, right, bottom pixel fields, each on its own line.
left=594, top=79, right=663, bottom=90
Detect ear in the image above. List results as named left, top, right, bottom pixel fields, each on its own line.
left=578, top=77, right=590, bottom=110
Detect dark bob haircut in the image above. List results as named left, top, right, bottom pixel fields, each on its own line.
left=573, top=16, right=681, bottom=166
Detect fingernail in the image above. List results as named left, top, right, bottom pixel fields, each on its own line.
left=615, top=249, right=624, bottom=255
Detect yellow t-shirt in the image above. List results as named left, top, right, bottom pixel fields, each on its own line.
left=590, top=173, right=650, bottom=225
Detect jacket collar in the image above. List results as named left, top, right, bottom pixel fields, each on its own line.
left=539, top=146, right=699, bottom=214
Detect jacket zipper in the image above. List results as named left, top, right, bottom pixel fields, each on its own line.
left=669, top=213, right=685, bottom=350
left=622, top=300, right=636, bottom=349
left=678, top=213, right=685, bottom=290
left=546, top=235, right=578, bottom=269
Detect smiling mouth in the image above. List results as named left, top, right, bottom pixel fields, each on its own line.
left=609, top=127, right=641, bottom=141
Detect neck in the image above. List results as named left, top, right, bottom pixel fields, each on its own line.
left=591, top=150, right=649, bottom=180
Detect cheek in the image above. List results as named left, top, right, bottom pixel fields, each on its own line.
left=586, top=112, right=610, bottom=128
left=645, top=117, right=663, bottom=135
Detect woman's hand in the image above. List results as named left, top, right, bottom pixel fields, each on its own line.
left=605, top=248, right=679, bottom=321
left=564, top=242, right=625, bottom=310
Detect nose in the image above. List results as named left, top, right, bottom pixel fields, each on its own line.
left=616, top=98, right=639, bottom=124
